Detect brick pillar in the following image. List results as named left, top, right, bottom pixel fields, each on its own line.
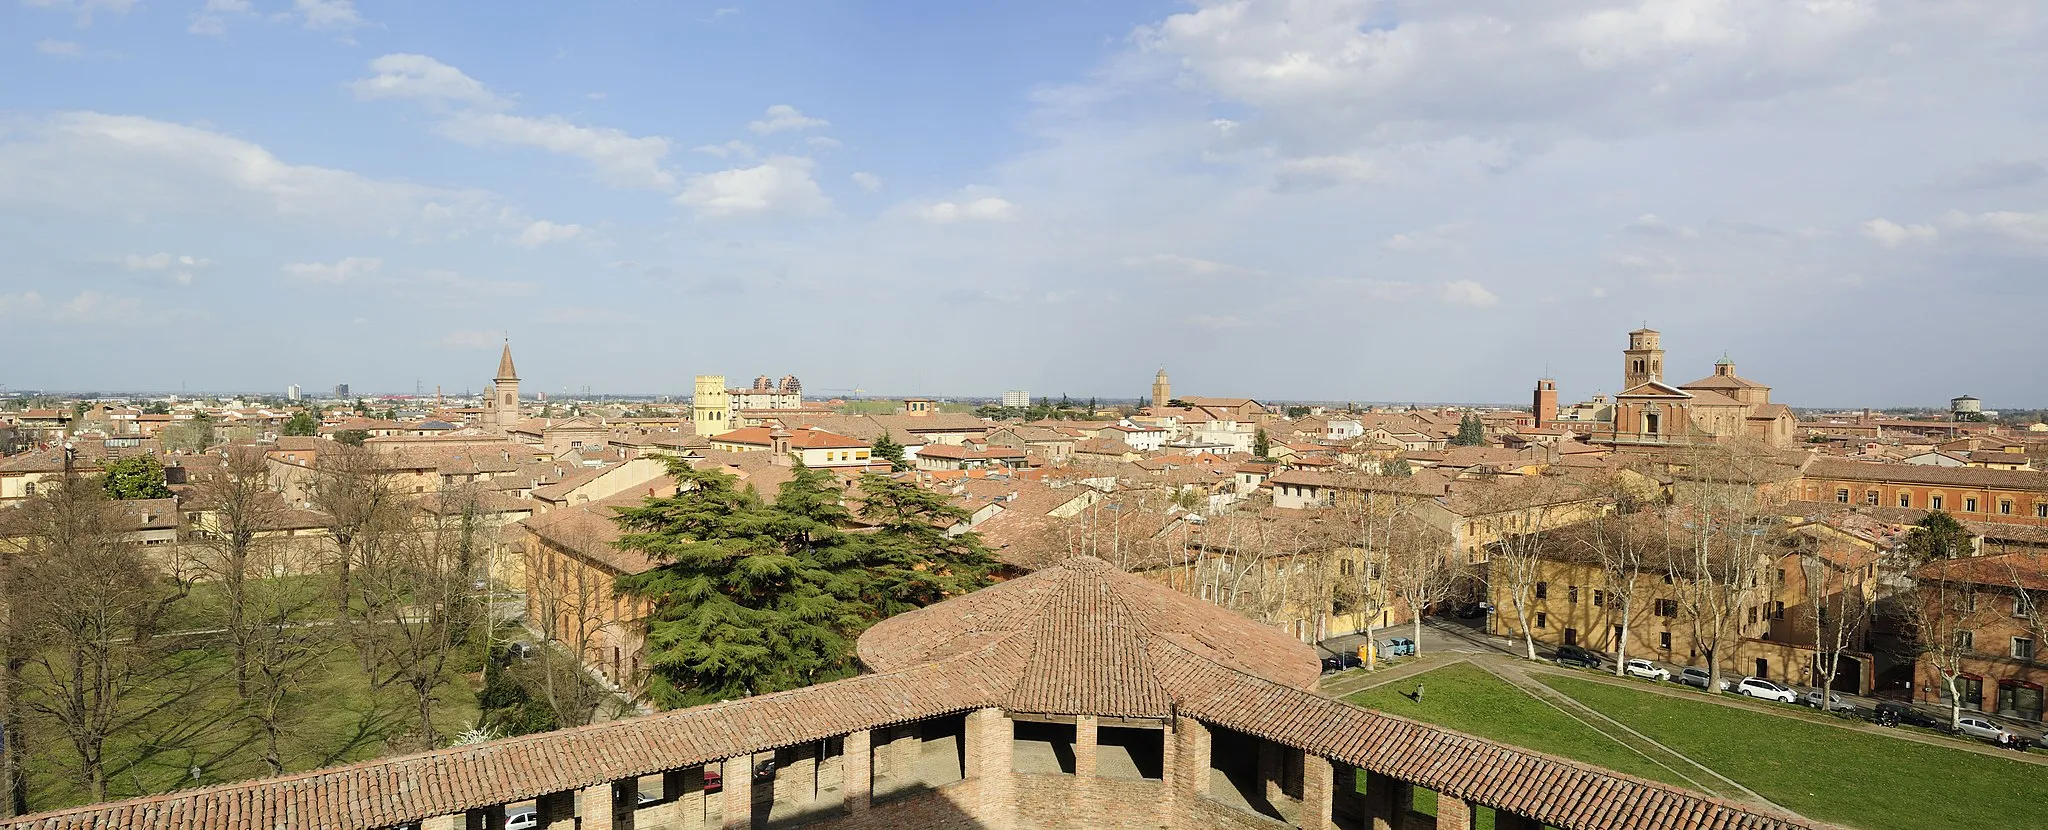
left=967, top=708, right=1015, bottom=830
left=1299, top=754, right=1334, bottom=830
left=420, top=815, right=462, bottom=830
left=1365, top=771, right=1410, bottom=830
left=1173, top=717, right=1211, bottom=799
left=1257, top=738, right=1285, bottom=807
left=1434, top=793, right=1472, bottom=830
left=575, top=780, right=618, bottom=830
left=786, top=744, right=818, bottom=807
left=721, top=756, right=753, bottom=830
left=844, top=729, right=872, bottom=814
left=536, top=791, right=576, bottom=829
left=652, top=767, right=703, bottom=830
left=1074, top=715, right=1099, bottom=778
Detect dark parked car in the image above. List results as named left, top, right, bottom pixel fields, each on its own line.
left=1554, top=644, right=1602, bottom=669
left=1321, top=652, right=1363, bottom=673
left=1870, top=701, right=1951, bottom=732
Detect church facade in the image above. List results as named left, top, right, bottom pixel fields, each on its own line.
left=1593, top=328, right=1797, bottom=448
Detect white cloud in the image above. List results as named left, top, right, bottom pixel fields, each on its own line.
left=674, top=156, right=832, bottom=218
left=850, top=171, right=883, bottom=192
left=806, top=136, right=843, bottom=150
left=915, top=197, right=1018, bottom=223
left=1119, top=253, right=1242, bottom=277
left=691, top=140, right=756, bottom=158
left=351, top=54, right=508, bottom=110
left=1943, top=210, right=2048, bottom=247
left=514, top=220, right=584, bottom=247
left=747, top=104, right=829, bottom=135
left=1272, top=155, right=1379, bottom=191
left=1860, top=218, right=1939, bottom=248
left=294, top=0, right=371, bottom=37
left=0, top=290, right=147, bottom=325
left=1622, top=213, right=1699, bottom=238
left=35, top=39, right=85, bottom=56
left=188, top=0, right=252, bottom=35
left=436, top=111, right=675, bottom=189
left=0, top=112, right=507, bottom=233
left=1439, top=279, right=1499, bottom=307
left=121, top=252, right=210, bottom=270
left=21, top=0, right=135, bottom=27
left=283, top=257, right=382, bottom=284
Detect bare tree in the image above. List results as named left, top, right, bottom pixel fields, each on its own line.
left=308, top=443, right=398, bottom=623
left=1661, top=444, right=1780, bottom=692
left=359, top=508, right=481, bottom=749
left=1323, top=471, right=1427, bottom=669
left=1382, top=522, right=1464, bottom=658
left=6, top=477, right=215, bottom=802
left=239, top=542, right=336, bottom=775
left=1904, top=566, right=1994, bottom=729
left=1474, top=475, right=1581, bottom=660
left=187, top=444, right=288, bottom=698
left=1799, top=541, right=1875, bottom=707
left=519, top=512, right=619, bottom=729
left=1578, top=471, right=1662, bottom=676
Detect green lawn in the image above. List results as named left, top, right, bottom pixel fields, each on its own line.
left=1345, top=664, right=1695, bottom=789
left=1540, top=674, right=2048, bottom=830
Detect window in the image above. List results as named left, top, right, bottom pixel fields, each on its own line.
left=2000, top=501, right=2013, bottom=515
left=1654, top=599, right=1678, bottom=617
left=1661, top=573, right=1673, bottom=585
left=1660, top=631, right=1672, bottom=650
left=1865, top=491, right=1880, bottom=505
left=2038, top=503, right=2048, bottom=519
left=1568, top=586, right=1579, bottom=605
left=1932, top=495, right=1945, bottom=510
left=1835, top=488, right=1850, bottom=503
left=1901, top=493, right=1913, bottom=508
left=1771, top=601, right=1785, bottom=620
left=1535, top=581, right=1548, bottom=599
left=1536, top=612, right=1547, bottom=629
left=1612, top=625, right=1624, bottom=644
left=2015, top=638, right=2035, bottom=662
left=22, top=482, right=33, bottom=497
left=1965, top=497, right=1979, bottom=513
left=2019, top=596, right=2034, bottom=618
left=1955, top=631, right=1973, bottom=652
left=1593, top=590, right=1606, bottom=607
left=1747, top=606, right=1758, bottom=624
left=1775, top=568, right=1785, bottom=586
left=1339, top=559, right=1355, bottom=577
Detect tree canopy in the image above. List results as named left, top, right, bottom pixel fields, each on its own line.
left=282, top=411, right=320, bottom=436
left=101, top=454, right=174, bottom=500
left=1901, top=510, right=1972, bottom=564
left=869, top=434, right=911, bottom=473
left=613, top=461, right=995, bottom=708
left=1451, top=414, right=1487, bottom=446
left=1253, top=428, right=1271, bottom=459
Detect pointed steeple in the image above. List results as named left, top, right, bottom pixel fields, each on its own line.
left=496, top=340, right=518, bottom=381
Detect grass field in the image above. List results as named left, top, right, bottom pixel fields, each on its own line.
left=1539, top=673, right=2048, bottom=830
left=1345, top=663, right=1694, bottom=788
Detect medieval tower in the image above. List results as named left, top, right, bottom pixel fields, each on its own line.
left=1152, top=368, right=1171, bottom=408
left=1623, top=327, right=1663, bottom=389
left=693, top=375, right=730, bottom=436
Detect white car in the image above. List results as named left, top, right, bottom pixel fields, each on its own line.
left=505, top=807, right=537, bottom=830
left=1623, top=659, right=1670, bottom=682
left=1735, top=676, right=1797, bottom=703
left=1956, top=715, right=2018, bottom=743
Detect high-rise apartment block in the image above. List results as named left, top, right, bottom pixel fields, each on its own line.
left=1003, top=390, right=1029, bottom=408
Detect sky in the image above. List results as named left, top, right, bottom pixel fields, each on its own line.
left=3, top=1, right=2046, bottom=408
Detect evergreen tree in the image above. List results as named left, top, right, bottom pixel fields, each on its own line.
left=614, top=463, right=864, bottom=707
left=1253, top=428, right=1271, bottom=459
left=1452, top=414, right=1487, bottom=446
left=870, top=434, right=911, bottom=472
left=282, top=411, right=320, bottom=436
left=853, top=474, right=997, bottom=617
left=100, top=455, right=173, bottom=500
left=1901, top=511, right=1972, bottom=564
left=333, top=430, right=369, bottom=446
left=1087, top=397, right=1098, bottom=413
left=1382, top=456, right=1413, bottom=478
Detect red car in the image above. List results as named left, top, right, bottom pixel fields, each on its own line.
left=703, top=769, right=722, bottom=793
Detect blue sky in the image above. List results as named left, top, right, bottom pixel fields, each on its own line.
left=4, top=1, right=2047, bottom=408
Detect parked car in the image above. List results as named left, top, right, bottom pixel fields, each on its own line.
left=1321, top=652, right=1363, bottom=673
left=505, top=808, right=537, bottom=830
left=1383, top=637, right=1417, bottom=657
left=1800, top=689, right=1856, bottom=713
left=1956, top=715, right=2019, bottom=743
left=1869, top=701, right=1950, bottom=731
left=1673, top=667, right=1725, bottom=690
left=1623, top=659, right=1670, bottom=681
left=1734, top=676, right=1797, bottom=703
left=1554, top=644, right=1602, bottom=669
left=704, top=769, right=723, bottom=794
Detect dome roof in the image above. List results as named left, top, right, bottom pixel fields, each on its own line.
left=856, top=555, right=1319, bottom=718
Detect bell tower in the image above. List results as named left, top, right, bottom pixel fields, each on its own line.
left=1623, top=327, right=1662, bottom=390
left=1151, top=368, right=1171, bottom=409
left=693, top=375, right=730, bottom=436
left=493, top=340, right=520, bottom=433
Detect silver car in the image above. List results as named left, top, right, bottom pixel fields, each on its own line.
left=1800, top=689, right=1855, bottom=713
left=1955, top=715, right=2018, bottom=743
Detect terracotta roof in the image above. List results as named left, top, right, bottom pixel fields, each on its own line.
left=1912, top=551, right=2048, bottom=591
left=1804, top=457, right=2048, bottom=490
left=710, top=426, right=868, bottom=450
left=496, top=342, right=517, bottom=380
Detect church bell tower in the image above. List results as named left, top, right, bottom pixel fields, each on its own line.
left=1623, top=328, right=1662, bottom=390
